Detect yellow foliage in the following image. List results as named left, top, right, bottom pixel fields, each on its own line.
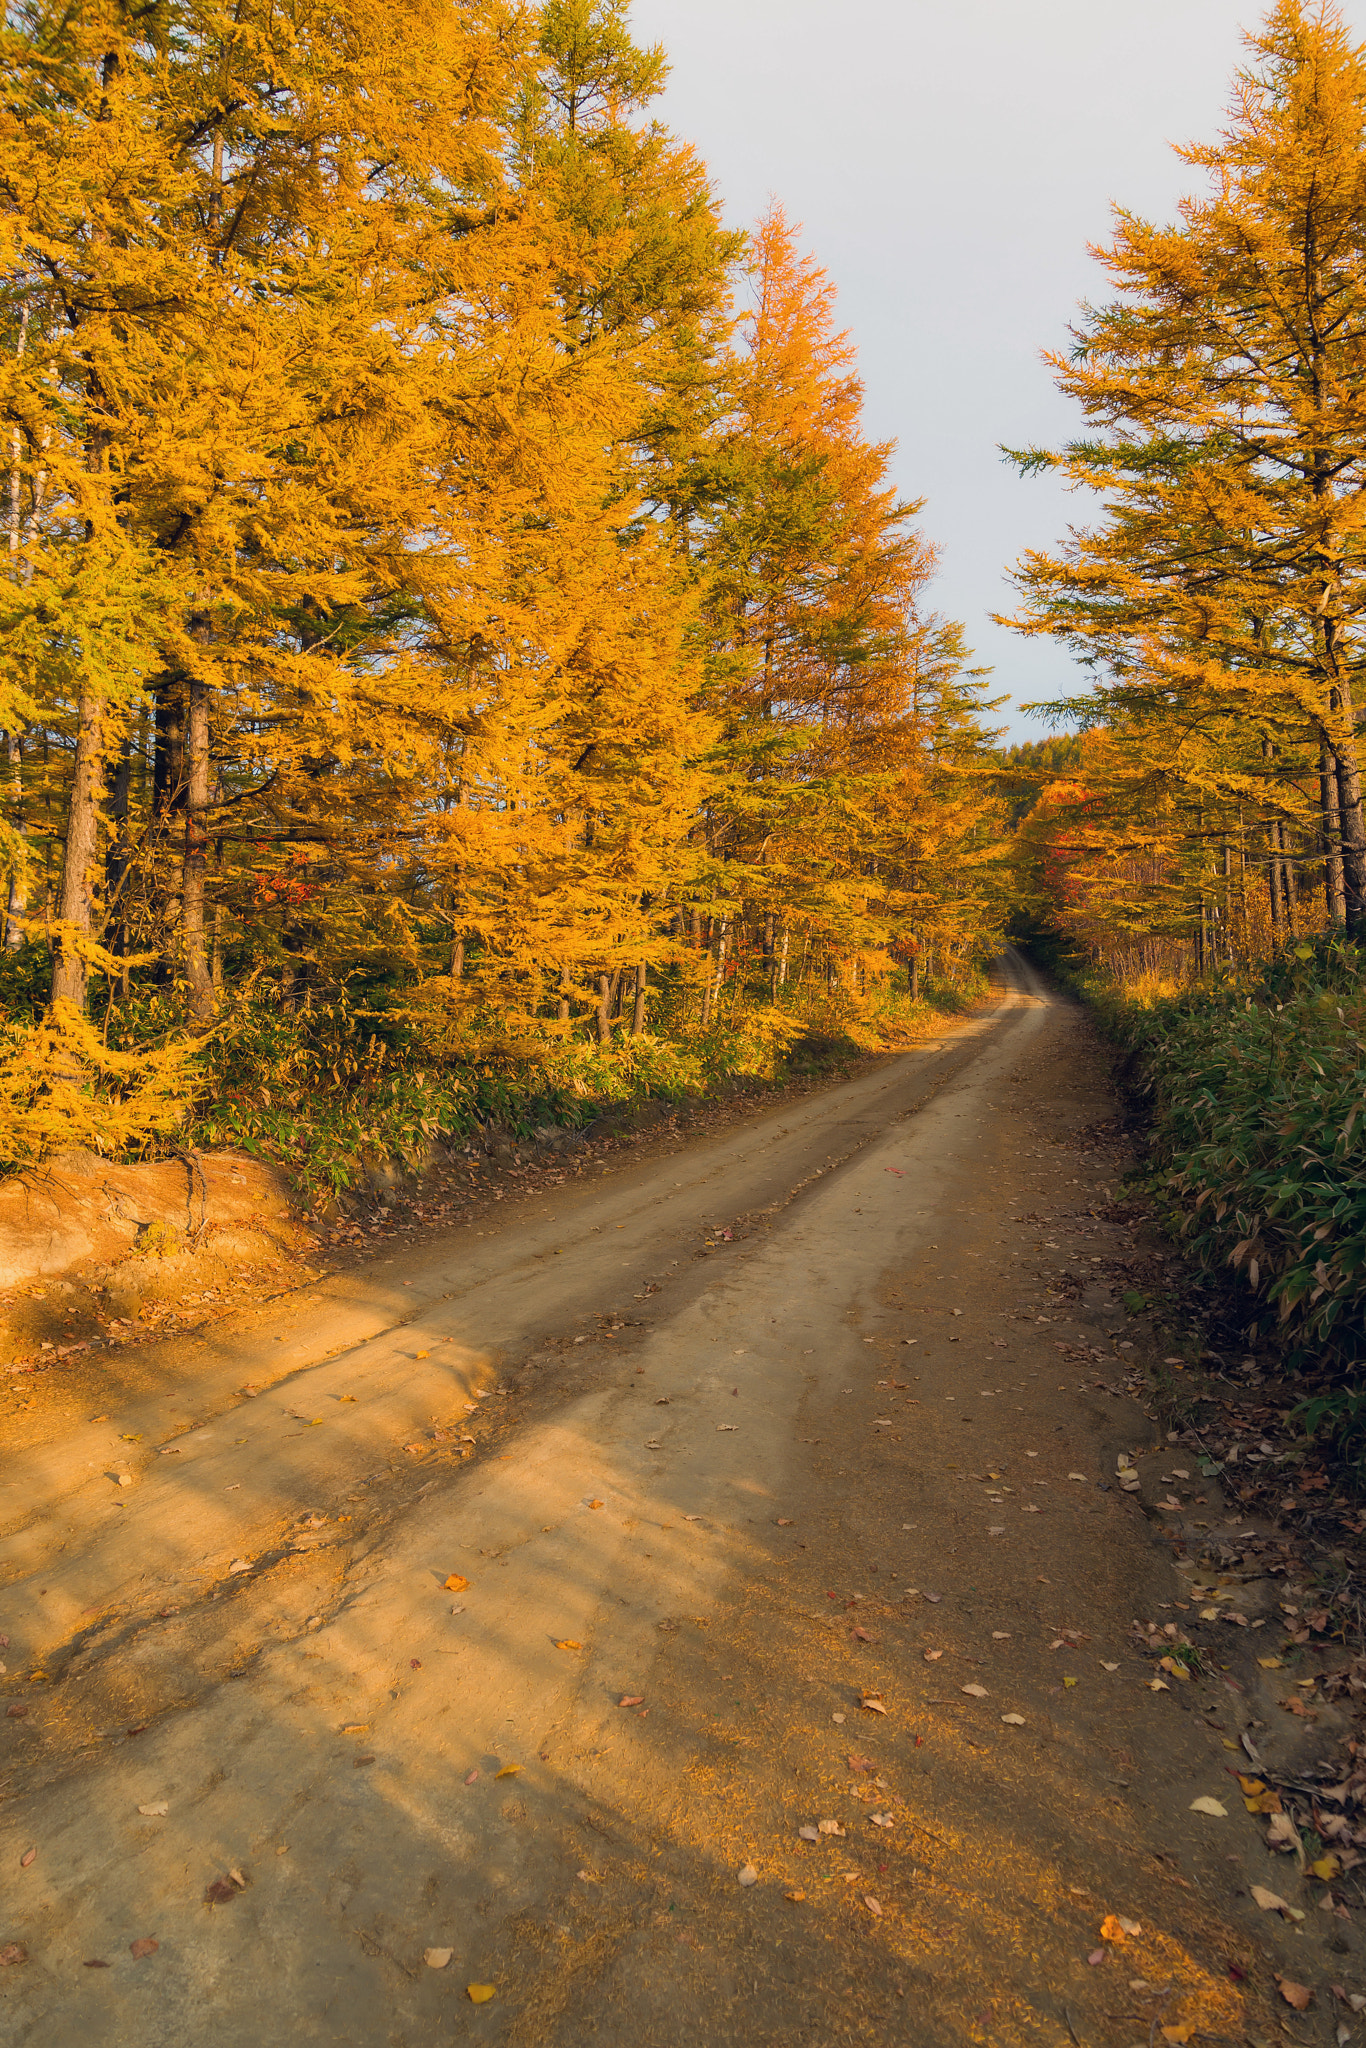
left=0, top=1004, right=199, bottom=1167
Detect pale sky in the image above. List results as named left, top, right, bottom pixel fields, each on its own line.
left=628, top=0, right=1357, bottom=740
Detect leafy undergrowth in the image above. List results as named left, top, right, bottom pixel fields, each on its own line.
left=0, top=968, right=983, bottom=1209
left=1064, top=937, right=1366, bottom=1452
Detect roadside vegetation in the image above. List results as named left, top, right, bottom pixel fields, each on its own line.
left=997, top=4, right=1366, bottom=1452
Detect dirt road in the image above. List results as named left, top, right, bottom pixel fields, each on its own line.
left=0, top=957, right=1348, bottom=2044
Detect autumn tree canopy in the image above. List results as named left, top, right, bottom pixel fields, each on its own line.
left=0, top=0, right=1003, bottom=1162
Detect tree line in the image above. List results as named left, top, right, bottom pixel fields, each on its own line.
left=0, top=0, right=1003, bottom=1137
left=1007, top=0, right=1366, bottom=983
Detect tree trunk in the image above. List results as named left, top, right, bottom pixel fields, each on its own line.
left=778, top=924, right=789, bottom=989
left=631, top=961, right=647, bottom=1035
left=1321, top=741, right=1347, bottom=927
left=596, top=972, right=612, bottom=1044
left=50, top=689, right=104, bottom=1010
left=1332, top=678, right=1366, bottom=934
left=909, top=943, right=920, bottom=1001
left=182, top=676, right=215, bottom=1020
left=1267, top=816, right=1285, bottom=938
left=4, top=732, right=24, bottom=950
left=104, top=732, right=132, bottom=980
left=1279, top=820, right=1300, bottom=938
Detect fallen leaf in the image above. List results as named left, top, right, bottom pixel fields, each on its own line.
left=553, top=1640, right=581, bottom=1652
left=464, top=1769, right=479, bottom=1785
left=130, top=1937, right=158, bottom=1959
left=1277, top=1977, right=1312, bottom=2011
left=859, top=1695, right=887, bottom=1715
left=204, top=1878, right=240, bottom=1905
left=466, top=1984, right=496, bottom=2004
left=444, top=1575, right=469, bottom=1594
left=1160, top=2027, right=1194, bottom=2045
left=1257, top=1656, right=1284, bottom=1670
left=341, top=1724, right=370, bottom=1735
left=1001, top=1712, right=1026, bottom=1726
left=1087, top=1948, right=1107, bottom=1966
left=961, top=1684, right=988, bottom=1699
left=799, top=1826, right=820, bottom=1842
left=1100, top=1661, right=1119, bottom=1672
left=0, top=1943, right=26, bottom=1967
left=495, top=1765, right=520, bottom=1779
left=5, top=1704, right=27, bottom=1718
left=227, top=1559, right=252, bottom=1575
left=1252, top=1885, right=1297, bottom=1916
left=863, top=1895, right=883, bottom=1915
left=785, top=1890, right=806, bottom=1903
left=137, top=1803, right=169, bottom=1818
left=415, top=1351, right=429, bottom=1360
left=1189, top=1796, right=1227, bottom=1818
left=1267, top=1812, right=1300, bottom=1853
left=817, top=1820, right=845, bottom=1836
left=923, top=1649, right=943, bottom=1662
left=851, top=1627, right=873, bottom=1643
left=1067, top=1473, right=1088, bottom=1482
left=738, top=1864, right=758, bottom=1886
left=424, top=1948, right=452, bottom=1969
left=1148, top=1678, right=1169, bottom=1692
left=19, top=1847, right=35, bottom=1868
left=777, top=1518, right=794, bottom=1526
left=1100, top=1914, right=1142, bottom=1941
left=619, top=1695, right=645, bottom=1708
left=1313, top=1854, right=1341, bottom=1882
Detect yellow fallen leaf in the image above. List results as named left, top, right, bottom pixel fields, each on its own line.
left=415, top=1351, right=429, bottom=1359
left=1160, top=2027, right=1194, bottom=2044
left=1148, top=1678, right=1169, bottom=1691
left=785, top=1890, right=806, bottom=1903
left=1157, top=1656, right=1190, bottom=1682
left=424, top=1948, right=452, bottom=1969
left=1100, top=1914, right=1141, bottom=1942
left=1251, top=1884, right=1288, bottom=1913
left=340, top=1724, right=370, bottom=1735
left=495, top=1765, right=520, bottom=1779
left=554, top=1640, right=581, bottom=1652
left=1257, top=1655, right=1283, bottom=1669
left=444, top=1575, right=469, bottom=1594
left=1189, top=1795, right=1227, bottom=1818
left=859, top=1695, right=887, bottom=1715
left=1063, top=1676, right=1078, bottom=1688
left=1237, top=1775, right=1265, bottom=1795
left=466, top=1984, right=496, bottom=2004
left=1311, top=1854, right=1340, bottom=1882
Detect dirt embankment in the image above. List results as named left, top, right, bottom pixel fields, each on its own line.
left=0, top=1151, right=314, bottom=1375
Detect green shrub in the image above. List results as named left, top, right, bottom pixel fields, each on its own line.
left=1096, top=943, right=1366, bottom=1387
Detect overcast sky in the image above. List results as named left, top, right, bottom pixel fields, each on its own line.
left=628, top=0, right=1361, bottom=741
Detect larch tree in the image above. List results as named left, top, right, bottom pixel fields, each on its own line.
left=1007, top=0, right=1366, bottom=940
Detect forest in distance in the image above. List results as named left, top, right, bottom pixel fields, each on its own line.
left=2, top=0, right=1366, bottom=1401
